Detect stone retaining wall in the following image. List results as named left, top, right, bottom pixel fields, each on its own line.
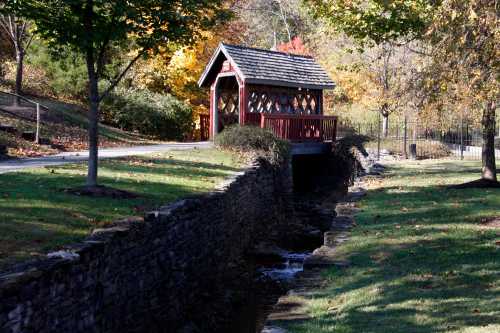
left=0, top=157, right=293, bottom=333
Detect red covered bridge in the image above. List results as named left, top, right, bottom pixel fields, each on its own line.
left=198, top=43, right=337, bottom=147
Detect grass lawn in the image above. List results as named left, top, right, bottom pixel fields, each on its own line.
left=0, top=148, right=242, bottom=269
left=284, top=159, right=500, bottom=333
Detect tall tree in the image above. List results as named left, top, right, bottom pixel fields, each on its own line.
left=363, top=42, right=415, bottom=137
left=5, top=0, right=229, bottom=188
left=0, top=14, right=33, bottom=98
left=234, top=0, right=313, bottom=49
left=422, top=0, right=498, bottom=182
left=308, top=0, right=499, bottom=184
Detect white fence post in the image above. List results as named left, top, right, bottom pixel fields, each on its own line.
left=35, top=103, right=40, bottom=144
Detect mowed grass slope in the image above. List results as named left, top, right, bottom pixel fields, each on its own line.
left=0, top=95, right=158, bottom=157
left=284, top=160, right=500, bottom=333
left=0, top=148, right=242, bottom=268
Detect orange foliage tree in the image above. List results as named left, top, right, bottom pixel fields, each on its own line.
left=277, top=36, right=311, bottom=55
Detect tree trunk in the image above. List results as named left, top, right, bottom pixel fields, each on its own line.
left=15, top=50, right=23, bottom=95
left=86, top=54, right=99, bottom=187
left=481, top=100, right=497, bottom=181
left=382, top=113, right=389, bottom=138
left=14, top=48, right=23, bottom=106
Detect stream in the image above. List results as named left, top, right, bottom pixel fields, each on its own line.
left=224, top=250, right=311, bottom=333
left=259, top=252, right=310, bottom=282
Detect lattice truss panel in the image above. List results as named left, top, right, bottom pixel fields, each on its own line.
left=247, top=88, right=320, bottom=115
left=217, top=91, right=239, bottom=126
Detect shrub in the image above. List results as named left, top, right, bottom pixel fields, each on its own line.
left=214, top=125, right=289, bottom=164
left=101, top=88, right=194, bottom=140
left=330, top=135, right=370, bottom=190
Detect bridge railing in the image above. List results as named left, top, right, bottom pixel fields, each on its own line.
left=199, top=112, right=338, bottom=142
left=260, top=114, right=338, bottom=142
left=244, top=112, right=261, bottom=126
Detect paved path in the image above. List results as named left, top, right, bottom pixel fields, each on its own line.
left=0, top=142, right=213, bottom=174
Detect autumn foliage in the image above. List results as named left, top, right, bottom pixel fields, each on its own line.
left=277, top=37, right=311, bottom=56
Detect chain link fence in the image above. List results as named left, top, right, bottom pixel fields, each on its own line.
left=338, top=116, right=500, bottom=160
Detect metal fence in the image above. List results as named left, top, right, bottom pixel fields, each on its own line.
left=0, top=91, right=61, bottom=143
left=338, top=117, right=500, bottom=160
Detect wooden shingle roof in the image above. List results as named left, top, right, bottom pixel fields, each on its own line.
left=198, top=43, right=336, bottom=90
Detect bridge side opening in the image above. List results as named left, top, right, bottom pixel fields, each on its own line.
left=214, top=75, right=240, bottom=135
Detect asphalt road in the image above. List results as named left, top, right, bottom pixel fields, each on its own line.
left=0, top=142, right=213, bottom=174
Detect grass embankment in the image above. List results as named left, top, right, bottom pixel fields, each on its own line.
left=0, top=95, right=159, bottom=157
left=284, top=159, right=500, bottom=333
left=0, top=148, right=242, bottom=268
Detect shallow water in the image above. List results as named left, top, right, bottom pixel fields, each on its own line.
left=259, top=252, right=310, bottom=282
left=226, top=251, right=310, bottom=333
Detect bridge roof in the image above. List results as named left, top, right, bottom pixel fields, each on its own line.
left=198, top=43, right=336, bottom=90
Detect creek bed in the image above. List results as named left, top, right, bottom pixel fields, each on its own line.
left=225, top=250, right=311, bottom=333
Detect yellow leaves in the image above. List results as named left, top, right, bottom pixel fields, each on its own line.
left=469, top=9, right=478, bottom=20
left=131, top=21, right=244, bottom=123
left=166, top=44, right=204, bottom=99
left=450, top=9, right=457, bottom=21
left=325, top=62, right=379, bottom=107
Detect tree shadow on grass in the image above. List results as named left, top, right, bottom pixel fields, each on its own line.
left=381, top=162, right=483, bottom=178
left=0, top=157, right=236, bottom=268
left=97, top=157, right=242, bottom=178
left=280, top=182, right=500, bottom=333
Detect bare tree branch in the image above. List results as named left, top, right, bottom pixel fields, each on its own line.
left=0, top=16, right=16, bottom=44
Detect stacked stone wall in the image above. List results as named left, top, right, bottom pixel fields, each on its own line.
left=0, top=158, right=293, bottom=333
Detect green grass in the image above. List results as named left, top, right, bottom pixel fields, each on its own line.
left=0, top=148, right=242, bottom=268
left=283, top=159, right=500, bottom=333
